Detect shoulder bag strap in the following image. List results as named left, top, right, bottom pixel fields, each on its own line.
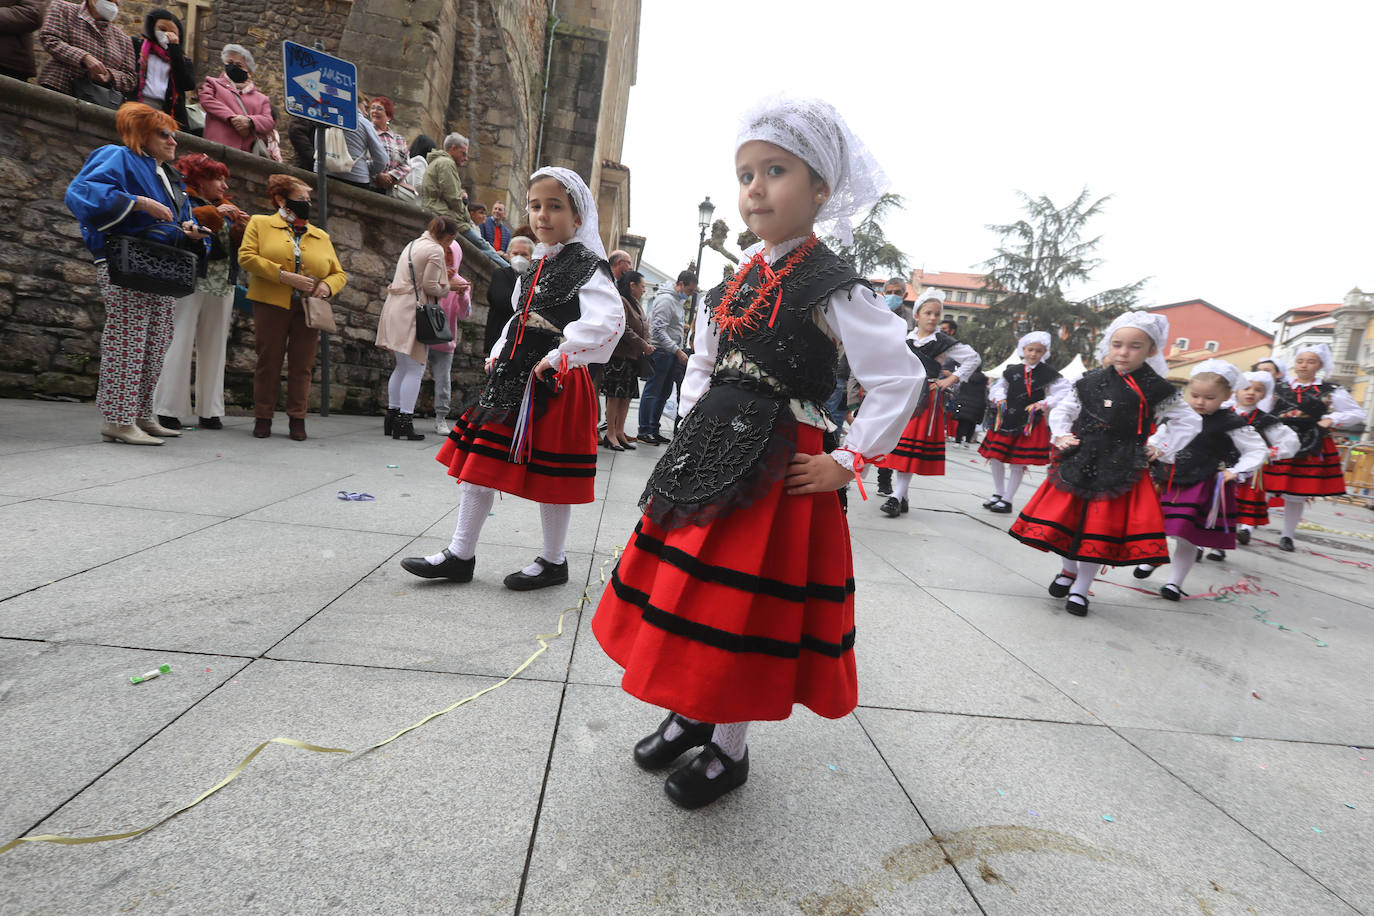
left=407, top=242, right=431, bottom=304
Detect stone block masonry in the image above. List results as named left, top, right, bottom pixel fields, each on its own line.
left=0, top=77, right=497, bottom=416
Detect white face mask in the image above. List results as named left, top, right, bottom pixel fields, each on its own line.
left=509, top=255, right=532, bottom=274
left=92, top=0, right=118, bottom=21
left=155, top=29, right=172, bottom=47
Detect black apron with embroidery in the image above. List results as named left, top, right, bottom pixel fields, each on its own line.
left=641, top=242, right=867, bottom=529
left=1052, top=365, right=1178, bottom=499
left=1153, top=409, right=1244, bottom=487
left=1271, top=382, right=1334, bottom=458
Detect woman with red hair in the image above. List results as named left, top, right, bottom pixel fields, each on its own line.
left=367, top=95, right=412, bottom=196
left=65, top=102, right=209, bottom=446
left=152, top=152, right=248, bottom=430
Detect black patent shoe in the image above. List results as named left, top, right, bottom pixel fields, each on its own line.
left=900, top=498, right=909, bottom=514
left=1133, top=564, right=1156, bottom=579
left=1237, top=528, right=1252, bottom=545
left=880, top=496, right=901, bottom=518
left=633, top=713, right=715, bottom=770
left=400, top=548, right=475, bottom=582
left=1278, top=536, right=1295, bottom=552
left=982, top=494, right=1000, bottom=508
left=1206, top=549, right=1225, bottom=561
left=988, top=498, right=1013, bottom=514
left=1065, top=594, right=1089, bottom=616
left=1048, top=573, right=1076, bottom=598
left=503, top=556, right=569, bottom=591
left=1160, top=583, right=1184, bottom=601
left=664, top=743, right=749, bottom=810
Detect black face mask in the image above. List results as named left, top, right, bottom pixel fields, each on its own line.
left=225, top=63, right=248, bottom=83
left=285, top=199, right=310, bottom=221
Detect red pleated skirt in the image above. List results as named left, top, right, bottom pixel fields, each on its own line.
left=878, top=389, right=945, bottom=475
left=1009, top=472, right=1169, bottom=566
left=978, top=413, right=1052, bottom=466
left=1234, top=480, right=1269, bottom=527
left=436, top=367, right=598, bottom=504
left=592, top=424, right=857, bottom=723
left=1263, top=439, right=1346, bottom=497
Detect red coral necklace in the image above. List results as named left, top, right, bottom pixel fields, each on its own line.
left=712, top=235, right=817, bottom=337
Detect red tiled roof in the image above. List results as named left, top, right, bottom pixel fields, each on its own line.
left=912, top=269, right=996, bottom=291
left=1273, top=303, right=1340, bottom=323
left=1166, top=342, right=1274, bottom=365
left=901, top=284, right=991, bottom=309
left=1147, top=299, right=1274, bottom=342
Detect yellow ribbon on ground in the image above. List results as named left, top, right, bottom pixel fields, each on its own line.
left=1298, top=521, right=1374, bottom=543
left=0, top=547, right=621, bottom=856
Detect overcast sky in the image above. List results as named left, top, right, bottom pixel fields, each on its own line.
left=619, top=0, right=1373, bottom=331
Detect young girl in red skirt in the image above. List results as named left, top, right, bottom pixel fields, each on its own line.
left=1009, top=312, right=1201, bottom=616
left=1133, top=361, right=1267, bottom=598
left=592, top=98, right=925, bottom=809
left=1229, top=370, right=1299, bottom=549
left=400, top=167, right=623, bottom=589
left=978, top=331, right=1069, bottom=514
left=1262, top=343, right=1362, bottom=552
left=876, top=289, right=981, bottom=518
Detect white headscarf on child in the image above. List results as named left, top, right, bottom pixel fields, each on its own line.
left=1017, top=331, right=1052, bottom=360
left=528, top=166, right=605, bottom=260
left=736, top=96, right=889, bottom=247
left=1289, top=342, right=1334, bottom=379
left=1259, top=354, right=1287, bottom=376
left=1240, top=370, right=1276, bottom=412
left=1097, top=310, right=1170, bottom=378
left=1189, top=358, right=1243, bottom=393
left=913, top=288, right=945, bottom=312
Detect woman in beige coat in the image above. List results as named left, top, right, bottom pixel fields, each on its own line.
left=377, top=215, right=462, bottom=440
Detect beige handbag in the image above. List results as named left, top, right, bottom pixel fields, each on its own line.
left=302, top=295, right=337, bottom=333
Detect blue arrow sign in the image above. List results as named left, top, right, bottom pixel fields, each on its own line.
left=282, top=40, right=357, bottom=130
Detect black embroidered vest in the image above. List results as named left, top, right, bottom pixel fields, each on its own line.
left=909, top=331, right=958, bottom=378
left=640, top=241, right=867, bottom=529
left=1002, top=363, right=1061, bottom=429
left=1237, top=407, right=1282, bottom=435
left=478, top=242, right=607, bottom=413
left=1154, top=409, right=1244, bottom=488
left=1053, top=365, right=1178, bottom=498
left=1272, top=382, right=1333, bottom=458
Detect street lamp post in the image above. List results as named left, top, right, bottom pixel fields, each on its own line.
left=688, top=195, right=714, bottom=339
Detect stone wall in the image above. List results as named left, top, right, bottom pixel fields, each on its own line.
left=0, top=76, right=497, bottom=415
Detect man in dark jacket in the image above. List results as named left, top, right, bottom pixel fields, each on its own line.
left=0, top=0, right=46, bottom=80
left=952, top=368, right=988, bottom=446
left=482, top=234, right=533, bottom=354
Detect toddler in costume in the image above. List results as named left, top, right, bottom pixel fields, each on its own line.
left=1228, top=370, right=1300, bottom=549
left=1261, top=343, right=1362, bottom=551
left=1133, top=361, right=1267, bottom=597
left=978, top=331, right=1069, bottom=514
left=876, top=289, right=981, bottom=517
left=401, top=167, right=623, bottom=588
left=1009, top=311, right=1201, bottom=616
left=592, top=98, right=925, bottom=809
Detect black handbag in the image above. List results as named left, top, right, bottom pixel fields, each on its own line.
left=635, top=354, right=654, bottom=380
left=407, top=242, right=453, bottom=345
left=71, top=77, right=124, bottom=110
left=105, top=223, right=198, bottom=297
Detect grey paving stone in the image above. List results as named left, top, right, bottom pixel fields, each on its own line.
left=0, top=659, right=561, bottom=915
left=856, top=709, right=1357, bottom=915
left=0, top=520, right=411, bottom=656
left=0, top=500, right=222, bottom=600
left=852, top=524, right=1052, bottom=598
left=1121, top=729, right=1372, bottom=912
left=0, top=443, right=212, bottom=499
left=519, top=684, right=980, bottom=914
left=0, top=641, right=251, bottom=842
left=240, top=469, right=462, bottom=536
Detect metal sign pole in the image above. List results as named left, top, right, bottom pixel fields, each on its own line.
left=315, top=113, right=330, bottom=416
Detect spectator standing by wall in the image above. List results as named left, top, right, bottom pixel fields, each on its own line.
left=367, top=95, right=411, bottom=196
left=882, top=277, right=912, bottom=330
left=397, top=133, right=435, bottom=200
left=483, top=234, right=532, bottom=354
left=427, top=236, right=471, bottom=435
left=607, top=249, right=631, bottom=282
left=599, top=270, right=652, bottom=450
left=128, top=8, right=193, bottom=129
left=480, top=200, right=513, bottom=252
left=637, top=270, right=696, bottom=445
left=64, top=102, right=209, bottom=446
left=199, top=44, right=275, bottom=155
left=419, top=132, right=507, bottom=268
left=333, top=97, right=385, bottom=190
left=38, top=0, right=135, bottom=97
left=1, top=0, right=47, bottom=80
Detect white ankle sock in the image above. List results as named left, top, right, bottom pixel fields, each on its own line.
left=1281, top=497, right=1305, bottom=540
left=1167, top=538, right=1196, bottom=588
left=893, top=472, right=912, bottom=502
left=989, top=460, right=1006, bottom=499
left=706, top=722, right=749, bottom=778
left=427, top=483, right=495, bottom=564
left=1005, top=466, right=1026, bottom=501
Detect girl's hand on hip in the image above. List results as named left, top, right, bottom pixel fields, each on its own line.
left=785, top=453, right=852, bottom=495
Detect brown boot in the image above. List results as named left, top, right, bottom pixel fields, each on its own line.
left=288, top=417, right=307, bottom=441
left=253, top=418, right=272, bottom=438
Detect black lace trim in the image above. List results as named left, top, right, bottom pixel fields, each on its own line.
left=1050, top=437, right=1152, bottom=500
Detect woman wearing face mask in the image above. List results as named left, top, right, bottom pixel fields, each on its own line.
left=199, top=43, right=276, bottom=155
left=237, top=174, right=347, bottom=441
left=37, top=0, right=136, bottom=97
left=126, top=8, right=193, bottom=130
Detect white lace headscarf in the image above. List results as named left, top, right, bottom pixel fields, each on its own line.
left=1097, top=310, right=1170, bottom=377
left=1289, top=342, right=1334, bottom=380
left=736, top=97, right=889, bottom=247
left=1239, top=370, right=1276, bottom=412
left=914, top=288, right=945, bottom=312
left=1189, top=358, right=1242, bottom=393
left=1258, top=354, right=1286, bottom=377
left=528, top=166, right=605, bottom=260
left=1017, top=331, right=1052, bottom=361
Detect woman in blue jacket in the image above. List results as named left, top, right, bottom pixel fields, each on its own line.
left=65, top=102, right=208, bottom=445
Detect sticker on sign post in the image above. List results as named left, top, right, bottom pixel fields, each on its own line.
left=282, top=40, right=358, bottom=131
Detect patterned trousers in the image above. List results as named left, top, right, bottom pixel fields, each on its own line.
left=96, top=263, right=175, bottom=426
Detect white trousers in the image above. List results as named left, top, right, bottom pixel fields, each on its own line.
left=153, top=288, right=234, bottom=419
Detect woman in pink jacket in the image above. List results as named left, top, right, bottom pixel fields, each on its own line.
left=199, top=43, right=275, bottom=154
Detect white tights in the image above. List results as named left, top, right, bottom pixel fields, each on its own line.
left=387, top=352, right=426, bottom=412
left=1166, top=537, right=1197, bottom=588
left=662, top=717, right=749, bottom=778
left=892, top=471, right=912, bottom=502
left=1281, top=496, right=1305, bottom=540
left=989, top=461, right=1026, bottom=501
left=1059, top=559, right=1099, bottom=598
left=427, top=484, right=573, bottom=570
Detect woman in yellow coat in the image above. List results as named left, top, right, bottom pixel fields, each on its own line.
left=375, top=215, right=463, bottom=441
left=238, top=174, right=347, bottom=440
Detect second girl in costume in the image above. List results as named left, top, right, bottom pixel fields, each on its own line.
left=1230, top=370, right=1300, bottom=547
left=978, top=331, right=1068, bottom=514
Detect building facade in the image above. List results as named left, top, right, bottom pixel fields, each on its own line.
left=1331, top=288, right=1374, bottom=442
left=1147, top=299, right=1274, bottom=359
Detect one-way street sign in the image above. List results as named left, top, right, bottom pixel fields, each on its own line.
left=282, top=40, right=358, bottom=130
